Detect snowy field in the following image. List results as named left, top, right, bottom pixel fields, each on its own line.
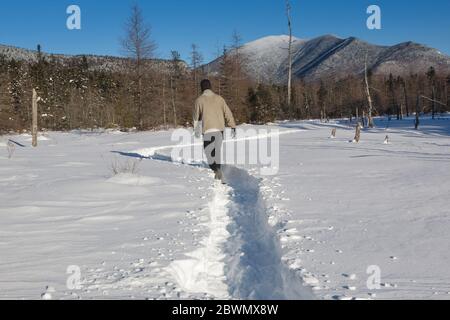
left=1, top=116, right=450, bottom=300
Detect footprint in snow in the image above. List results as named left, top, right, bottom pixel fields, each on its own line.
left=302, top=275, right=320, bottom=286
left=332, top=295, right=356, bottom=301
left=283, top=228, right=297, bottom=234
left=312, top=286, right=323, bottom=291
left=343, top=286, right=357, bottom=291
left=390, top=256, right=398, bottom=261
left=380, top=283, right=397, bottom=288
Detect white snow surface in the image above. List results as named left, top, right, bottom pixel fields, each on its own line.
left=1, top=116, right=450, bottom=300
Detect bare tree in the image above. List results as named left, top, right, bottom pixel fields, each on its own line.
left=230, top=30, right=245, bottom=105
left=286, top=0, right=293, bottom=112
left=190, top=44, right=204, bottom=95
left=121, top=4, right=156, bottom=129
left=231, top=30, right=243, bottom=58
left=219, top=46, right=234, bottom=103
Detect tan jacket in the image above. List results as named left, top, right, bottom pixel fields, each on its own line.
left=193, top=90, right=236, bottom=134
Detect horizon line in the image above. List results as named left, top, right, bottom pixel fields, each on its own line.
left=1, top=33, right=449, bottom=62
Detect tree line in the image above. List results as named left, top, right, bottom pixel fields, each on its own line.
left=1, top=5, right=449, bottom=134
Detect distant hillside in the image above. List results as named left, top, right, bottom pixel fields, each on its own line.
left=204, top=35, right=450, bottom=83
left=0, top=44, right=187, bottom=74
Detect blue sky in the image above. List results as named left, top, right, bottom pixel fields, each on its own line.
left=0, top=0, right=449, bottom=62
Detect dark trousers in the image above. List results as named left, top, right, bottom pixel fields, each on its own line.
left=203, top=131, right=223, bottom=172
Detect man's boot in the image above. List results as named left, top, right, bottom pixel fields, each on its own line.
left=214, top=169, right=225, bottom=183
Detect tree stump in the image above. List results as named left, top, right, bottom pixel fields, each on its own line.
left=331, top=128, right=337, bottom=139
left=32, top=89, right=38, bottom=147
left=353, top=123, right=362, bottom=143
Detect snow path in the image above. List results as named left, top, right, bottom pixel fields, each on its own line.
left=131, top=139, right=314, bottom=299
left=166, top=183, right=232, bottom=299
left=222, top=166, right=314, bottom=299
left=165, top=165, right=314, bottom=299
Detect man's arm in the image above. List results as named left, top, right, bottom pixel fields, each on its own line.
left=193, top=99, right=202, bottom=137
left=223, top=99, right=236, bottom=129
left=193, top=99, right=202, bottom=123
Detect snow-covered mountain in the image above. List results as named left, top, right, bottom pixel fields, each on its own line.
left=204, top=35, right=307, bottom=83
left=205, top=35, right=450, bottom=83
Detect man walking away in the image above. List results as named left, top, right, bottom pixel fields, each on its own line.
left=193, top=79, right=236, bottom=182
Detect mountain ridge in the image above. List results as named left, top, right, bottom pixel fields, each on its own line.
left=2, top=35, right=449, bottom=82
left=204, top=34, right=450, bottom=83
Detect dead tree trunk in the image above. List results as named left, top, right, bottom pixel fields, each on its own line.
left=415, top=95, right=420, bottom=130
left=353, top=123, right=362, bottom=143
left=364, top=53, right=374, bottom=128
left=32, top=89, right=38, bottom=147
left=286, top=0, right=293, bottom=113
left=331, top=128, right=337, bottom=139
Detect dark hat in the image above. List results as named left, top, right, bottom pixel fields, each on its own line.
left=200, top=79, right=212, bottom=92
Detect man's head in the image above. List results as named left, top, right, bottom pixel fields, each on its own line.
left=200, top=79, right=212, bottom=92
